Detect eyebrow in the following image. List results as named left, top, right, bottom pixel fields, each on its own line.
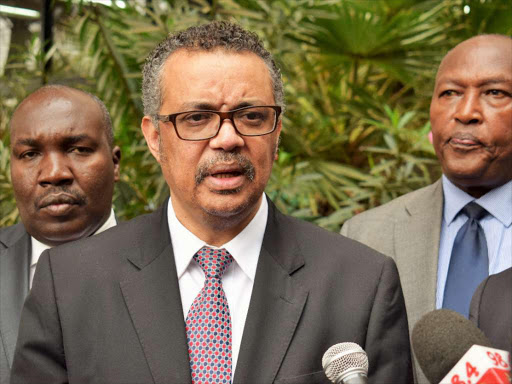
left=61, top=134, right=92, bottom=146
left=14, top=138, right=39, bottom=147
left=476, top=78, right=512, bottom=87
left=14, top=134, right=92, bottom=147
left=437, top=77, right=512, bottom=87
left=179, top=101, right=262, bottom=112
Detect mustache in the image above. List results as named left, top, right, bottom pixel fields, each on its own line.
left=195, top=152, right=255, bottom=186
left=35, top=187, right=87, bottom=210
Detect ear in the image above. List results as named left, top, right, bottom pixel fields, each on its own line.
left=141, top=116, right=161, bottom=163
left=111, top=146, right=121, bottom=182
left=274, top=119, right=282, bottom=161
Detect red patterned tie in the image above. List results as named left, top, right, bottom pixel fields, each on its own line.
left=186, top=246, right=234, bottom=384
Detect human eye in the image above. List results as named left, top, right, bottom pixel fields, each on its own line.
left=485, top=89, right=511, bottom=98
left=237, top=108, right=268, bottom=125
left=439, top=89, right=459, bottom=97
left=19, top=150, right=39, bottom=160
left=69, top=146, right=93, bottom=155
left=179, top=112, right=214, bottom=126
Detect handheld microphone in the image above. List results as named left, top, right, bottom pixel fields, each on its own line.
left=412, top=309, right=510, bottom=384
left=322, top=342, right=368, bottom=384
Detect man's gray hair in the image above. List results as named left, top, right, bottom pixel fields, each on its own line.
left=142, top=21, right=285, bottom=124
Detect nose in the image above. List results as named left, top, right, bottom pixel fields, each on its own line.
left=454, top=91, right=482, bottom=125
left=209, top=118, right=245, bottom=151
left=38, top=153, right=73, bottom=187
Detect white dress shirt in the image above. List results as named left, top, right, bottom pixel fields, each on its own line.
left=167, top=195, right=267, bottom=375
left=436, top=176, right=512, bottom=308
left=30, top=209, right=117, bottom=288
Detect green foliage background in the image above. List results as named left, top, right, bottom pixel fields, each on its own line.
left=1, top=0, right=511, bottom=231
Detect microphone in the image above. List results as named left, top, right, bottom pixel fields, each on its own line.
left=322, top=342, right=368, bottom=384
left=412, top=309, right=510, bottom=384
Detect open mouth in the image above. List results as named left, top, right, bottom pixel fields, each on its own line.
left=211, top=171, right=243, bottom=178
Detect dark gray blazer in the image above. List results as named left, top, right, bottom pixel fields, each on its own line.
left=11, top=199, right=412, bottom=383
left=341, top=180, right=444, bottom=384
left=470, top=267, right=512, bottom=353
left=0, top=224, right=30, bottom=384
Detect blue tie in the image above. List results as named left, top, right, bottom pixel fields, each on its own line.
left=443, top=202, right=489, bottom=317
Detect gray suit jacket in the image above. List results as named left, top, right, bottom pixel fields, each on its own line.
left=470, top=267, right=512, bottom=353
left=12, top=199, right=413, bottom=383
left=341, top=179, right=444, bottom=384
left=0, top=224, right=30, bottom=384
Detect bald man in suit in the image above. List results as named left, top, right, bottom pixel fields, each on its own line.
left=1, top=85, right=120, bottom=384
left=342, top=34, right=512, bottom=383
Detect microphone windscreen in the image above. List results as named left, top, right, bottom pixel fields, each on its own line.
left=412, top=309, right=492, bottom=384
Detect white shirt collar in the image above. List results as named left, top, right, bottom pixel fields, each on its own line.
left=168, top=195, right=267, bottom=282
left=442, top=175, right=512, bottom=227
left=30, top=208, right=117, bottom=268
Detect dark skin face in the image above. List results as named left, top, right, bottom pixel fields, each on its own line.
left=10, top=89, right=121, bottom=246
left=430, top=36, right=512, bottom=198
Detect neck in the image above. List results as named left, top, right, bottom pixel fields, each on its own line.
left=450, top=179, right=510, bottom=199
left=171, top=195, right=262, bottom=247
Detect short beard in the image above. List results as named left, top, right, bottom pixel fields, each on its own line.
left=193, top=151, right=258, bottom=227
left=199, top=187, right=262, bottom=231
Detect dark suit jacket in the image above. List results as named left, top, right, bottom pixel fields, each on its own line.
left=11, top=200, right=412, bottom=384
left=0, top=224, right=30, bottom=384
left=470, top=267, right=512, bottom=352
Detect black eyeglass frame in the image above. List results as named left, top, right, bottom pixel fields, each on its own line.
left=155, top=105, right=282, bottom=141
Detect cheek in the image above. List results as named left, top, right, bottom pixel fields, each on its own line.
left=77, top=160, right=115, bottom=199
left=253, top=143, right=277, bottom=179
left=11, top=166, right=35, bottom=201
left=160, top=140, right=203, bottom=189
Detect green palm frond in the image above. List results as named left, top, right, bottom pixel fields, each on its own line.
left=290, top=0, right=452, bottom=84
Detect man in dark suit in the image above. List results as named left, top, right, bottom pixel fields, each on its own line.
left=470, top=267, right=512, bottom=352
left=1, top=85, right=120, bottom=384
left=11, top=22, right=412, bottom=383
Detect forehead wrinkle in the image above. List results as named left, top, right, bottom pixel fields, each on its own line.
left=162, top=50, right=274, bottom=113
left=436, top=76, right=512, bottom=88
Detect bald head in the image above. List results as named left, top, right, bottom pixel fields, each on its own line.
left=430, top=34, right=512, bottom=197
left=10, top=85, right=114, bottom=148
left=9, top=85, right=121, bottom=246
left=436, top=34, right=512, bottom=83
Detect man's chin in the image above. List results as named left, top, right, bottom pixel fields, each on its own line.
left=198, top=190, right=262, bottom=220
left=212, top=187, right=243, bottom=196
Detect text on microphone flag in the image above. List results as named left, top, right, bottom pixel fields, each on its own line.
left=440, top=345, right=510, bottom=384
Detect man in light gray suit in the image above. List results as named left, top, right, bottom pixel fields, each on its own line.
left=0, top=85, right=120, bottom=384
left=342, top=34, right=512, bottom=383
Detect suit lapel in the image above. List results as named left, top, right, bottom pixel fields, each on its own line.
left=119, top=204, right=191, bottom=384
left=234, top=200, right=308, bottom=384
left=394, top=180, right=443, bottom=327
left=0, top=225, right=30, bottom=367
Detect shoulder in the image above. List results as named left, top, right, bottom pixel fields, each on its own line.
left=274, top=208, right=396, bottom=277
left=47, top=206, right=167, bottom=265
left=343, top=180, right=442, bottom=229
left=0, top=223, right=28, bottom=249
left=474, top=268, right=512, bottom=302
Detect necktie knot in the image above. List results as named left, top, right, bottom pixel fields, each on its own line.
left=194, top=246, right=233, bottom=279
left=462, top=202, right=488, bottom=221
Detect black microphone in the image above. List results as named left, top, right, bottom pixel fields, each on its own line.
left=412, top=309, right=493, bottom=384
left=322, top=342, right=368, bottom=384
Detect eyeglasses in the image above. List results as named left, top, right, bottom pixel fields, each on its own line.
left=155, top=105, right=281, bottom=141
